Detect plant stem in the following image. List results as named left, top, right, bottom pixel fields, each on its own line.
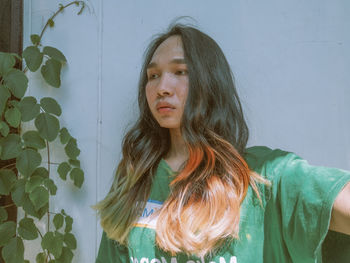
left=0, top=163, right=16, bottom=169
left=38, top=1, right=85, bottom=45
left=1, top=203, right=15, bottom=208
left=37, top=229, right=52, bottom=262
left=48, top=211, right=59, bottom=215
left=46, top=140, right=51, bottom=183
left=46, top=139, right=51, bottom=233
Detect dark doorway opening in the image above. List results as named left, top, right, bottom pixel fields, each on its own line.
left=0, top=1, right=22, bottom=262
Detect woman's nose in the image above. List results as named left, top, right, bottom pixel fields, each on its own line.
left=157, top=73, right=174, bottom=97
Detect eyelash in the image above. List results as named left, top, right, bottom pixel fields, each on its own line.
left=148, top=69, right=188, bottom=80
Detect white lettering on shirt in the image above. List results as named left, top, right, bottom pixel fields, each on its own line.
left=140, top=257, right=149, bottom=263
left=161, top=257, right=177, bottom=263
left=220, top=257, right=237, bottom=263
left=131, top=256, right=237, bottom=263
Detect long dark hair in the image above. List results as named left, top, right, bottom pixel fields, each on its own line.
left=139, top=24, right=249, bottom=153
left=94, top=24, right=265, bottom=257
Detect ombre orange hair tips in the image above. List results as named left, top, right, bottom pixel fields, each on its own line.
left=94, top=22, right=268, bottom=257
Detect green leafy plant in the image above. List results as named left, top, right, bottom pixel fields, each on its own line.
left=0, top=2, right=86, bottom=262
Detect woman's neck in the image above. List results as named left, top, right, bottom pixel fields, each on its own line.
left=164, top=128, right=188, bottom=172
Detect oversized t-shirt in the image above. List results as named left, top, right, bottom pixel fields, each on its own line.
left=96, top=146, right=350, bottom=263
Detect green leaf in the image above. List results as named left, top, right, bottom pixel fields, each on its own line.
left=16, top=148, right=42, bottom=176
left=68, top=159, right=80, bottom=168
left=69, top=168, right=84, bottom=188
left=0, top=121, right=10, bottom=136
left=43, top=46, right=67, bottom=63
left=0, top=169, right=17, bottom=195
left=23, top=46, right=43, bottom=72
left=10, top=53, right=21, bottom=60
left=59, top=128, right=71, bottom=144
left=56, top=246, right=73, bottom=263
left=64, top=138, right=80, bottom=160
left=36, top=252, right=46, bottom=263
left=0, top=207, right=8, bottom=223
left=32, top=167, right=49, bottom=178
left=25, top=175, right=44, bottom=193
left=2, top=236, right=24, bottom=263
left=11, top=179, right=26, bottom=207
left=18, top=96, right=40, bottom=122
left=40, top=97, right=62, bottom=116
left=0, top=221, right=16, bottom=246
left=18, top=217, right=38, bottom=240
left=53, top=213, right=64, bottom=230
left=35, top=113, right=60, bottom=141
left=41, top=58, right=62, bottom=88
left=23, top=130, right=46, bottom=149
left=0, top=85, right=11, bottom=116
left=29, top=186, right=49, bottom=210
left=57, top=162, right=71, bottom=180
left=43, top=178, right=57, bottom=195
left=37, top=204, right=49, bottom=219
left=3, top=69, right=28, bottom=98
left=22, top=196, right=38, bottom=217
left=5, top=107, right=21, bottom=128
left=30, top=34, right=40, bottom=45
left=64, top=216, right=73, bottom=233
left=42, top=231, right=63, bottom=258
left=48, top=19, right=55, bottom=28
left=23, top=200, right=48, bottom=220
left=0, top=52, right=16, bottom=75
left=0, top=133, right=22, bottom=160
left=63, top=232, right=76, bottom=250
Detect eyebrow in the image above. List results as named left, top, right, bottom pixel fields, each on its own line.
left=147, top=58, right=187, bottom=69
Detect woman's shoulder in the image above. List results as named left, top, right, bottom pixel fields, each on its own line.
left=244, top=145, right=350, bottom=186
left=243, top=145, right=299, bottom=174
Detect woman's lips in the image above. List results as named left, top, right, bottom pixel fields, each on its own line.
left=157, top=107, right=174, bottom=113
left=156, top=102, right=176, bottom=113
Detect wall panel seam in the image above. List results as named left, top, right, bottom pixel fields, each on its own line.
left=95, top=0, right=104, bottom=259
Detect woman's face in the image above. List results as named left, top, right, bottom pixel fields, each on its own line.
left=145, top=35, right=189, bottom=129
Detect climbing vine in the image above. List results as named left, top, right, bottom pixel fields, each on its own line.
left=0, top=2, right=86, bottom=262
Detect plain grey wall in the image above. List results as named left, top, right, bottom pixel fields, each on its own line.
left=23, top=0, right=349, bottom=262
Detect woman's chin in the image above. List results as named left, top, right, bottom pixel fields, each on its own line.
left=159, top=122, right=180, bottom=129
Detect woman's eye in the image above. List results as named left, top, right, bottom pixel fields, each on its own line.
left=175, top=70, right=187, bottom=75
left=148, top=73, right=159, bottom=80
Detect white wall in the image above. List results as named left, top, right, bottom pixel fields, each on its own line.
left=23, top=0, right=350, bottom=262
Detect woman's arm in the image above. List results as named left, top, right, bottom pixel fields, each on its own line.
left=329, top=182, right=350, bottom=235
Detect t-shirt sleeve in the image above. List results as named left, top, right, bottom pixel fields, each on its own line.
left=95, top=231, right=129, bottom=263
left=267, top=150, right=350, bottom=262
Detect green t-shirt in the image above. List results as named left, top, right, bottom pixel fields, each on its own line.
left=96, top=146, right=350, bottom=263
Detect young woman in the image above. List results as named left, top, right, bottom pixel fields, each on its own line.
left=95, top=24, right=350, bottom=263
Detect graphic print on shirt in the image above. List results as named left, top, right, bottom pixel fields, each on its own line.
left=134, top=200, right=163, bottom=229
